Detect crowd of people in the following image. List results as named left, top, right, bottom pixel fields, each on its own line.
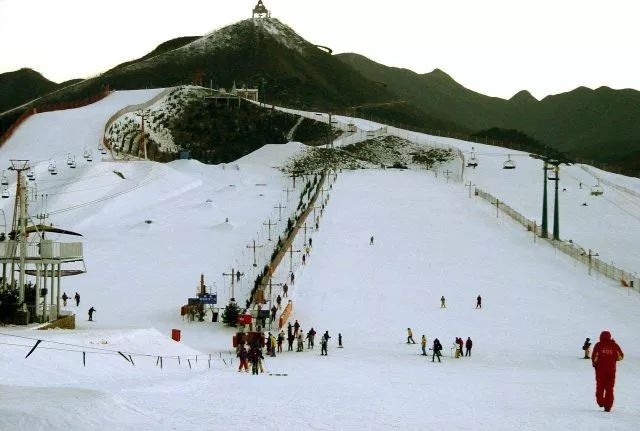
left=236, top=316, right=342, bottom=374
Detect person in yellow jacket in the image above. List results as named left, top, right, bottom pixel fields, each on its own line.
left=407, top=328, right=416, bottom=344
left=421, top=335, right=427, bottom=356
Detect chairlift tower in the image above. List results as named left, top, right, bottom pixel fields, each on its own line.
left=1, top=159, right=86, bottom=324
left=8, top=160, right=30, bottom=302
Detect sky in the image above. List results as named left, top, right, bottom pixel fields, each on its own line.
left=0, top=0, right=639, bottom=100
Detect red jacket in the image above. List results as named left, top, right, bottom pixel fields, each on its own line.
left=592, top=331, right=624, bottom=377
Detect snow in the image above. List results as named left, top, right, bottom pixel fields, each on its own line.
left=0, top=90, right=638, bottom=430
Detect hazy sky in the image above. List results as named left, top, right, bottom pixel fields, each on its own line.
left=1, top=0, right=638, bottom=99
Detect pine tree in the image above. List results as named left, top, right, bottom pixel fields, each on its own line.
left=221, top=301, right=241, bottom=327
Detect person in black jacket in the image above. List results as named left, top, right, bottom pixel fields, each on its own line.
left=465, top=337, right=473, bottom=357
left=582, top=337, right=592, bottom=359
left=432, top=338, right=442, bottom=362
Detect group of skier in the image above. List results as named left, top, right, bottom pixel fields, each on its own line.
left=408, top=328, right=473, bottom=362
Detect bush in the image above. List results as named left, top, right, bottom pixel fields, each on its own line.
left=221, top=301, right=241, bottom=327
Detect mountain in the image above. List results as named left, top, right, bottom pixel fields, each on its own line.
left=337, top=53, right=640, bottom=174
left=0, top=68, right=61, bottom=113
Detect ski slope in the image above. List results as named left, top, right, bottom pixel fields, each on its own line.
left=0, top=92, right=638, bottom=430
left=269, top=104, right=640, bottom=276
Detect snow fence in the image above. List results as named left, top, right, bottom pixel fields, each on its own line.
left=475, top=187, right=640, bottom=291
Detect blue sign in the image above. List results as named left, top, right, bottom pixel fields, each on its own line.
left=200, top=294, right=217, bottom=305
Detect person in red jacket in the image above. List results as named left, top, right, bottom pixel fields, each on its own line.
left=591, top=331, right=624, bottom=412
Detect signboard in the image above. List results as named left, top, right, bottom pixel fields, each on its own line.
left=200, top=294, right=217, bottom=305
left=188, top=298, right=200, bottom=306
left=238, top=314, right=252, bottom=325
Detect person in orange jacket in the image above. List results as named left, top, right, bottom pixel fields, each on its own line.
left=591, top=331, right=624, bottom=412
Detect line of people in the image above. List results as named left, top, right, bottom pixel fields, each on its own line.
left=438, top=295, right=482, bottom=309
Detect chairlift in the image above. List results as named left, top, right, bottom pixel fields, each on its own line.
left=87, top=152, right=93, bottom=162
left=1, top=187, right=9, bottom=199
left=548, top=167, right=558, bottom=181
left=27, top=171, right=36, bottom=181
left=49, top=160, right=58, bottom=175
left=1, top=171, right=8, bottom=186
left=66, top=153, right=73, bottom=166
left=83, top=150, right=90, bottom=159
left=70, top=156, right=76, bottom=169
left=590, top=179, right=604, bottom=196
left=466, top=147, right=478, bottom=168
left=503, top=155, right=516, bottom=170
left=100, top=147, right=107, bottom=155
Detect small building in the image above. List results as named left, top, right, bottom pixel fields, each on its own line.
left=252, top=0, right=271, bottom=19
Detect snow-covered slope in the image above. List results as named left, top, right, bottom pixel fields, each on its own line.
left=0, top=92, right=638, bottom=430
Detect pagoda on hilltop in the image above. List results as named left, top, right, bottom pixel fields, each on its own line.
left=252, top=0, right=271, bottom=18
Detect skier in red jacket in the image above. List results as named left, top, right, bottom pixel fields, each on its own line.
left=591, top=331, right=624, bottom=412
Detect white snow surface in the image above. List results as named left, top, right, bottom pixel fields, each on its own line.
left=0, top=91, right=638, bottom=430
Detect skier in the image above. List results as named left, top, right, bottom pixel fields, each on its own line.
left=592, top=331, right=624, bottom=412
left=287, top=322, right=293, bottom=337
left=88, top=306, right=96, bottom=322
left=321, top=336, right=328, bottom=356
left=338, top=333, right=343, bottom=348
left=583, top=337, right=592, bottom=359
left=287, top=333, right=295, bottom=351
left=296, top=333, right=304, bottom=352
left=321, top=331, right=331, bottom=356
left=309, top=237, right=313, bottom=247
left=432, top=338, right=443, bottom=363
left=291, top=272, right=295, bottom=285
left=61, top=292, right=68, bottom=307
left=294, top=320, right=300, bottom=337
left=421, top=335, right=427, bottom=356
left=269, top=333, right=277, bottom=357
left=440, top=296, right=446, bottom=308
left=465, top=337, right=473, bottom=357
left=302, top=254, right=306, bottom=265
left=270, top=305, right=277, bottom=322
left=276, top=294, right=282, bottom=309
left=456, top=337, right=464, bottom=358
left=370, top=236, right=374, bottom=245
left=283, top=283, right=289, bottom=297
left=476, top=295, right=482, bottom=309
left=237, top=345, right=249, bottom=373
left=306, top=328, right=316, bottom=349
left=249, top=346, right=263, bottom=375
left=74, top=292, right=80, bottom=307
left=407, top=328, right=416, bottom=344
left=277, top=331, right=284, bottom=353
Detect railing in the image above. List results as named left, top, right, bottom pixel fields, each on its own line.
left=102, top=87, right=175, bottom=150
left=474, top=187, right=640, bottom=290
left=0, top=240, right=83, bottom=260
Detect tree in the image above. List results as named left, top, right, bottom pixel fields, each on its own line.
left=221, top=301, right=241, bottom=327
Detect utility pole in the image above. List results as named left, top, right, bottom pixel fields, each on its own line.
left=465, top=181, right=476, bottom=198
left=444, top=169, right=452, bottom=183
left=302, top=222, right=313, bottom=245
left=327, top=113, right=333, bottom=149
left=246, top=240, right=264, bottom=267
left=274, top=203, right=286, bottom=221
left=135, top=111, right=149, bottom=160
left=222, top=268, right=237, bottom=301
left=263, top=219, right=275, bottom=241
left=552, top=165, right=560, bottom=241
left=9, top=160, right=30, bottom=305
left=283, top=187, right=292, bottom=201
left=542, top=162, right=549, bottom=238
left=320, top=187, right=329, bottom=201
left=312, top=205, right=322, bottom=221
left=288, top=244, right=301, bottom=272
left=584, top=249, right=599, bottom=276
left=290, top=172, right=299, bottom=189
